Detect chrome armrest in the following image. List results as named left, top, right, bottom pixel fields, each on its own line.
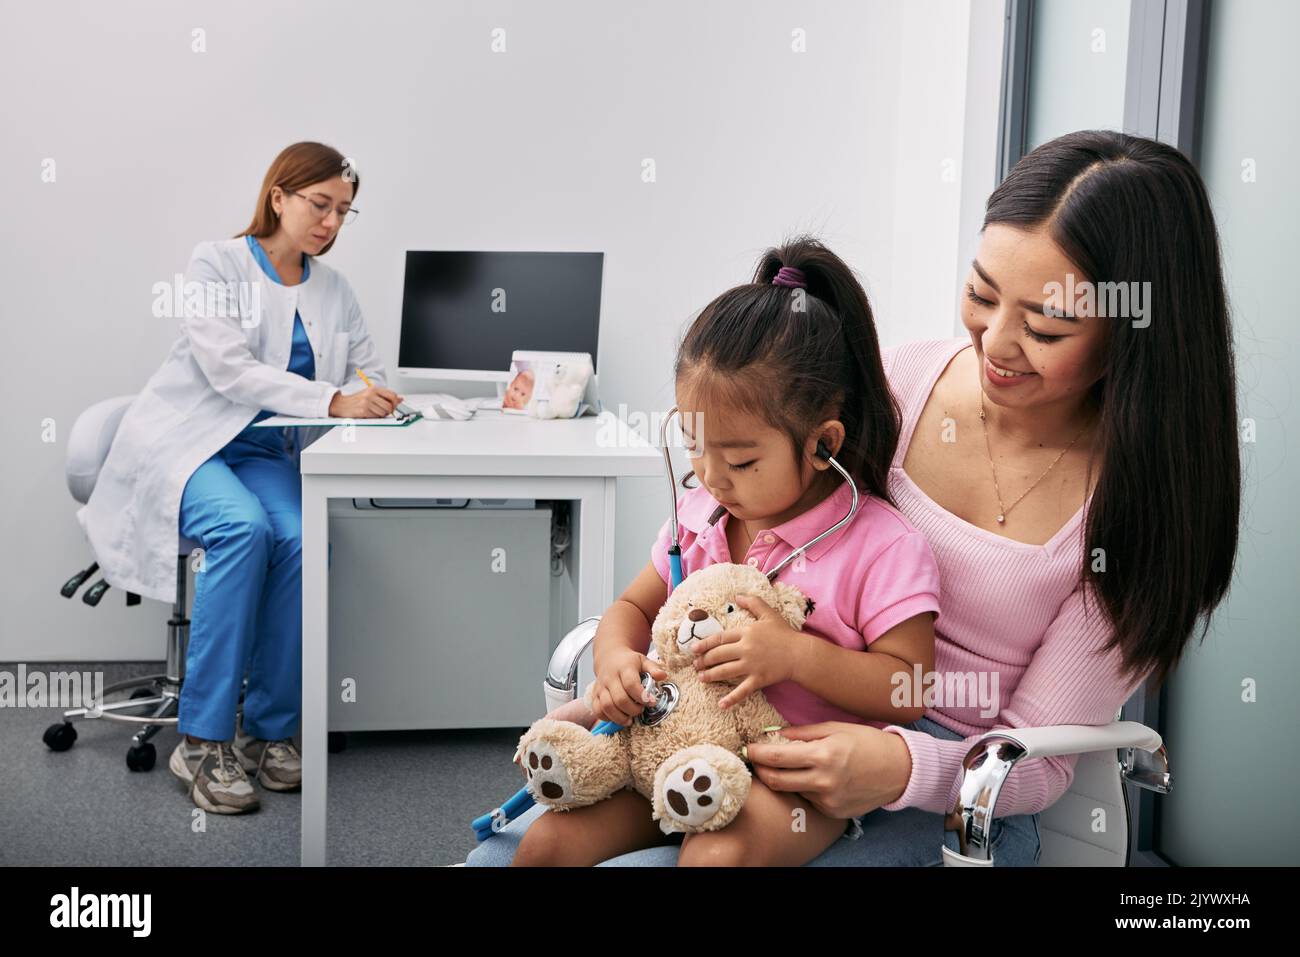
left=542, top=616, right=602, bottom=715
left=944, top=720, right=1171, bottom=866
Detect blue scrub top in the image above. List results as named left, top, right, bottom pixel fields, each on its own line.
left=232, top=236, right=317, bottom=450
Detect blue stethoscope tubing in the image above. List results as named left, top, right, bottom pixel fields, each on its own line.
left=471, top=407, right=859, bottom=841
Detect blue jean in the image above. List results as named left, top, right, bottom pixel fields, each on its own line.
left=465, top=715, right=1041, bottom=866
left=176, top=425, right=303, bottom=742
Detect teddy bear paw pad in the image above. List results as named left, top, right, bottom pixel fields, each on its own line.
left=522, top=739, right=574, bottom=804
left=663, top=758, right=725, bottom=829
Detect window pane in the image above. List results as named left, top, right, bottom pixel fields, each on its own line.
left=1158, top=0, right=1300, bottom=867
left=1025, top=0, right=1130, bottom=150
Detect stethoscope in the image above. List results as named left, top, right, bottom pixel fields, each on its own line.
left=470, top=408, right=861, bottom=840
left=659, top=406, right=860, bottom=590
left=625, top=406, right=863, bottom=729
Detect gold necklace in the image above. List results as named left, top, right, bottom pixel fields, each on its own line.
left=978, top=392, right=1091, bottom=525
left=730, top=517, right=755, bottom=558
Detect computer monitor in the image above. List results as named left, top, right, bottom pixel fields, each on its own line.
left=397, top=250, right=603, bottom=382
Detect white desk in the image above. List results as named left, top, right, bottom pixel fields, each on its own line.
left=299, top=408, right=661, bottom=866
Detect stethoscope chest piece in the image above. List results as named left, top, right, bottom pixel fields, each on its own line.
left=636, top=673, right=680, bottom=726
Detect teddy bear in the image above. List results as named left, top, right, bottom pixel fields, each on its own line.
left=531, top=358, right=590, bottom=419
left=515, top=562, right=814, bottom=834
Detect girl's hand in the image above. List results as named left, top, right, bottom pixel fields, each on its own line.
left=744, top=721, right=914, bottom=819
left=691, top=594, right=807, bottom=709
left=589, top=646, right=667, bottom=727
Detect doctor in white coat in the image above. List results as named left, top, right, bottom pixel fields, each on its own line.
left=77, top=141, right=401, bottom=815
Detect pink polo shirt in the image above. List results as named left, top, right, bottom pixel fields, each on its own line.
left=649, top=480, right=941, bottom=727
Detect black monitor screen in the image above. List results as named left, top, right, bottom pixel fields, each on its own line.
left=398, top=251, right=603, bottom=373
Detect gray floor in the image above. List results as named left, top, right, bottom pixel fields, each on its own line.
left=0, top=662, right=529, bottom=866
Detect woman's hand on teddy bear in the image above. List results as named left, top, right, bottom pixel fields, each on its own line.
left=745, top=721, right=914, bottom=818
left=691, top=593, right=811, bottom=709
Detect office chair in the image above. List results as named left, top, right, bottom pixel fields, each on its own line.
left=529, top=617, right=1171, bottom=866
left=50, top=394, right=230, bottom=772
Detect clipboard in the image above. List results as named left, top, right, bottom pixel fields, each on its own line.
left=252, top=409, right=424, bottom=427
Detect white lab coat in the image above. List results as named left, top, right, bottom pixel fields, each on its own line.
left=77, top=237, right=387, bottom=602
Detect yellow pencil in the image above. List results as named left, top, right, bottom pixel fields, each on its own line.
left=355, top=368, right=418, bottom=419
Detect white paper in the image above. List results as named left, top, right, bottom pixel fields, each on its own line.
left=252, top=413, right=414, bottom=427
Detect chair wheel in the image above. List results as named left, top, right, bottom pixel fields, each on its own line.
left=43, top=722, right=78, bottom=752
left=126, top=742, right=156, bottom=772
left=328, top=732, right=347, bottom=754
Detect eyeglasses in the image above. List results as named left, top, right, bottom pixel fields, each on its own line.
left=287, top=190, right=359, bottom=226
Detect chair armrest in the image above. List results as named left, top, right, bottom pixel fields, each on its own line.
left=984, top=721, right=1161, bottom=758
left=542, top=616, right=601, bottom=716
left=944, top=720, right=1171, bottom=866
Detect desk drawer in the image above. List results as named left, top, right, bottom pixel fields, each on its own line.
left=326, top=504, right=553, bottom=731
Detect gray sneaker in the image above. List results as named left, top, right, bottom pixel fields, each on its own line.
left=232, top=725, right=302, bottom=792
left=169, top=739, right=260, bottom=814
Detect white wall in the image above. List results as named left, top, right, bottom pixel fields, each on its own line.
left=954, top=0, right=1012, bottom=333
left=2, top=0, right=997, bottom=661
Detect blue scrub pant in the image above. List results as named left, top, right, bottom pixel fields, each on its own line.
left=176, top=426, right=303, bottom=742
left=464, top=715, right=1042, bottom=866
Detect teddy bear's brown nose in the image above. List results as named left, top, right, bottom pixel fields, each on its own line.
left=688, top=609, right=708, bottom=622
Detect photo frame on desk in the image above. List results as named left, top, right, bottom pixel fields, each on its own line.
left=497, top=350, right=600, bottom=418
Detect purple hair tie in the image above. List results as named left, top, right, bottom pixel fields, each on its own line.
left=772, top=265, right=807, bottom=289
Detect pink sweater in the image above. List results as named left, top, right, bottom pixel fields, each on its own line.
left=878, top=338, right=1149, bottom=816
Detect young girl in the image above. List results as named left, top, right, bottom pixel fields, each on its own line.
left=511, top=237, right=941, bottom=866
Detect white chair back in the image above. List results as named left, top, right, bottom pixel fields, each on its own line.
left=65, top=395, right=136, bottom=504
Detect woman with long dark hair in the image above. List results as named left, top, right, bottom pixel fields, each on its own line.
left=747, top=128, right=1242, bottom=864
left=468, top=129, right=1240, bottom=866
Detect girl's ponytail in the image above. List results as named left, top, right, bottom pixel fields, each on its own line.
left=677, top=234, right=900, bottom=502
